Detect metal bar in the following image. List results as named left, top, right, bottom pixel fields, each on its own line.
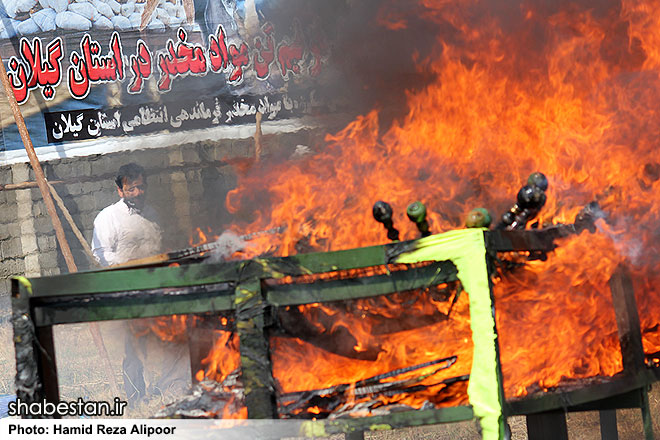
left=11, top=280, right=46, bottom=410
left=508, top=371, right=658, bottom=415
left=640, top=387, right=654, bottom=440
left=599, top=410, right=618, bottom=440
left=304, top=405, right=474, bottom=436
left=267, top=260, right=458, bottom=306
left=235, top=277, right=276, bottom=418
left=569, top=387, right=644, bottom=411
left=609, top=265, right=646, bottom=374
left=286, top=244, right=389, bottom=273
left=24, top=244, right=389, bottom=298
left=31, top=283, right=234, bottom=326
left=484, top=253, right=509, bottom=440
left=486, top=226, right=576, bottom=253
left=29, top=262, right=455, bottom=325
left=526, top=410, right=568, bottom=440
left=27, top=262, right=245, bottom=298
left=35, top=325, right=60, bottom=405
left=608, top=266, right=654, bottom=440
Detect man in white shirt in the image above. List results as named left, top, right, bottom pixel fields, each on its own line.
left=91, top=163, right=188, bottom=407
left=91, top=163, right=162, bottom=266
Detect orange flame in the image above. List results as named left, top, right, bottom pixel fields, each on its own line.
left=220, top=0, right=660, bottom=406
left=271, top=284, right=472, bottom=413
left=196, top=330, right=241, bottom=384
left=161, top=0, right=660, bottom=418
left=190, top=227, right=219, bottom=247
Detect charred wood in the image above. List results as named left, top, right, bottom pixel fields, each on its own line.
left=155, top=370, right=244, bottom=418
left=645, top=351, right=660, bottom=368
left=277, top=356, right=460, bottom=417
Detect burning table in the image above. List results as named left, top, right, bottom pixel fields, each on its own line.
left=11, top=219, right=660, bottom=439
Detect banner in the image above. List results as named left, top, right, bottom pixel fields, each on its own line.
left=0, top=0, right=334, bottom=161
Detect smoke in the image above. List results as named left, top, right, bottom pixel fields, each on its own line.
left=207, top=231, right=250, bottom=263
left=317, top=0, right=445, bottom=130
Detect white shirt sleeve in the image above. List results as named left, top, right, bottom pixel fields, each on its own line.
left=91, top=210, right=119, bottom=267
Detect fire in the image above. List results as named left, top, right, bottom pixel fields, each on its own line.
left=195, top=329, right=246, bottom=419
left=271, top=285, right=473, bottom=415
left=196, top=328, right=241, bottom=384
left=190, top=227, right=218, bottom=248
left=178, top=0, right=660, bottom=417
left=220, top=0, right=660, bottom=404
left=132, top=314, right=189, bottom=343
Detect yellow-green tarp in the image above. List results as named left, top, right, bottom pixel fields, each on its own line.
left=394, top=228, right=505, bottom=440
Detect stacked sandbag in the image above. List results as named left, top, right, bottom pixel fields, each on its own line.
left=0, top=0, right=189, bottom=37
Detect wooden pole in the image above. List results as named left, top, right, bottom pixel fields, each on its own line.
left=0, top=55, right=119, bottom=397
left=0, top=55, right=77, bottom=272
left=0, top=180, right=64, bottom=191
left=255, top=111, right=263, bottom=161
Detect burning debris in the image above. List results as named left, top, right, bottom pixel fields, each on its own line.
left=155, top=370, right=245, bottom=419
left=277, top=356, right=464, bottom=419
left=157, top=355, right=468, bottom=420
left=138, top=168, right=612, bottom=421
left=211, top=0, right=660, bottom=404
left=120, top=163, right=615, bottom=423
left=166, top=272, right=471, bottom=420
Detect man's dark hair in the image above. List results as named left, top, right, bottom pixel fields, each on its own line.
left=115, top=163, right=145, bottom=189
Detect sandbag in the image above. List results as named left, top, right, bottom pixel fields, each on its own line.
left=17, top=17, right=40, bottom=35
left=93, top=15, right=112, bottom=29
left=32, top=8, right=57, bottom=32
left=120, top=2, right=134, bottom=17
left=106, top=0, right=120, bottom=14
left=55, top=11, right=92, bottom=30
left=50, top=0, right=69, bottom=13
left=6, top=0, right=39, bottom=17
left=68, top=2, right=98, bottom=21
left=94, top=0, right=113, bottom=19
left=147, top=17, right=165, bottom=31
left=111, top=14, right=131, bottom=30
left=128, top=11, right=140, bottom=28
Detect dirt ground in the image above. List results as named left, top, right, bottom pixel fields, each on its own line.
left=0, top=317, right=659, bottom=438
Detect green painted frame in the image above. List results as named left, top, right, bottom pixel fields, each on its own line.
left=11, top=228, right=659, bottom=439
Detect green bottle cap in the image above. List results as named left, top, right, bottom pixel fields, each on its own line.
left=465, top=208, right=492, bottom=228
left=407, top=201, right=427, bottom=223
